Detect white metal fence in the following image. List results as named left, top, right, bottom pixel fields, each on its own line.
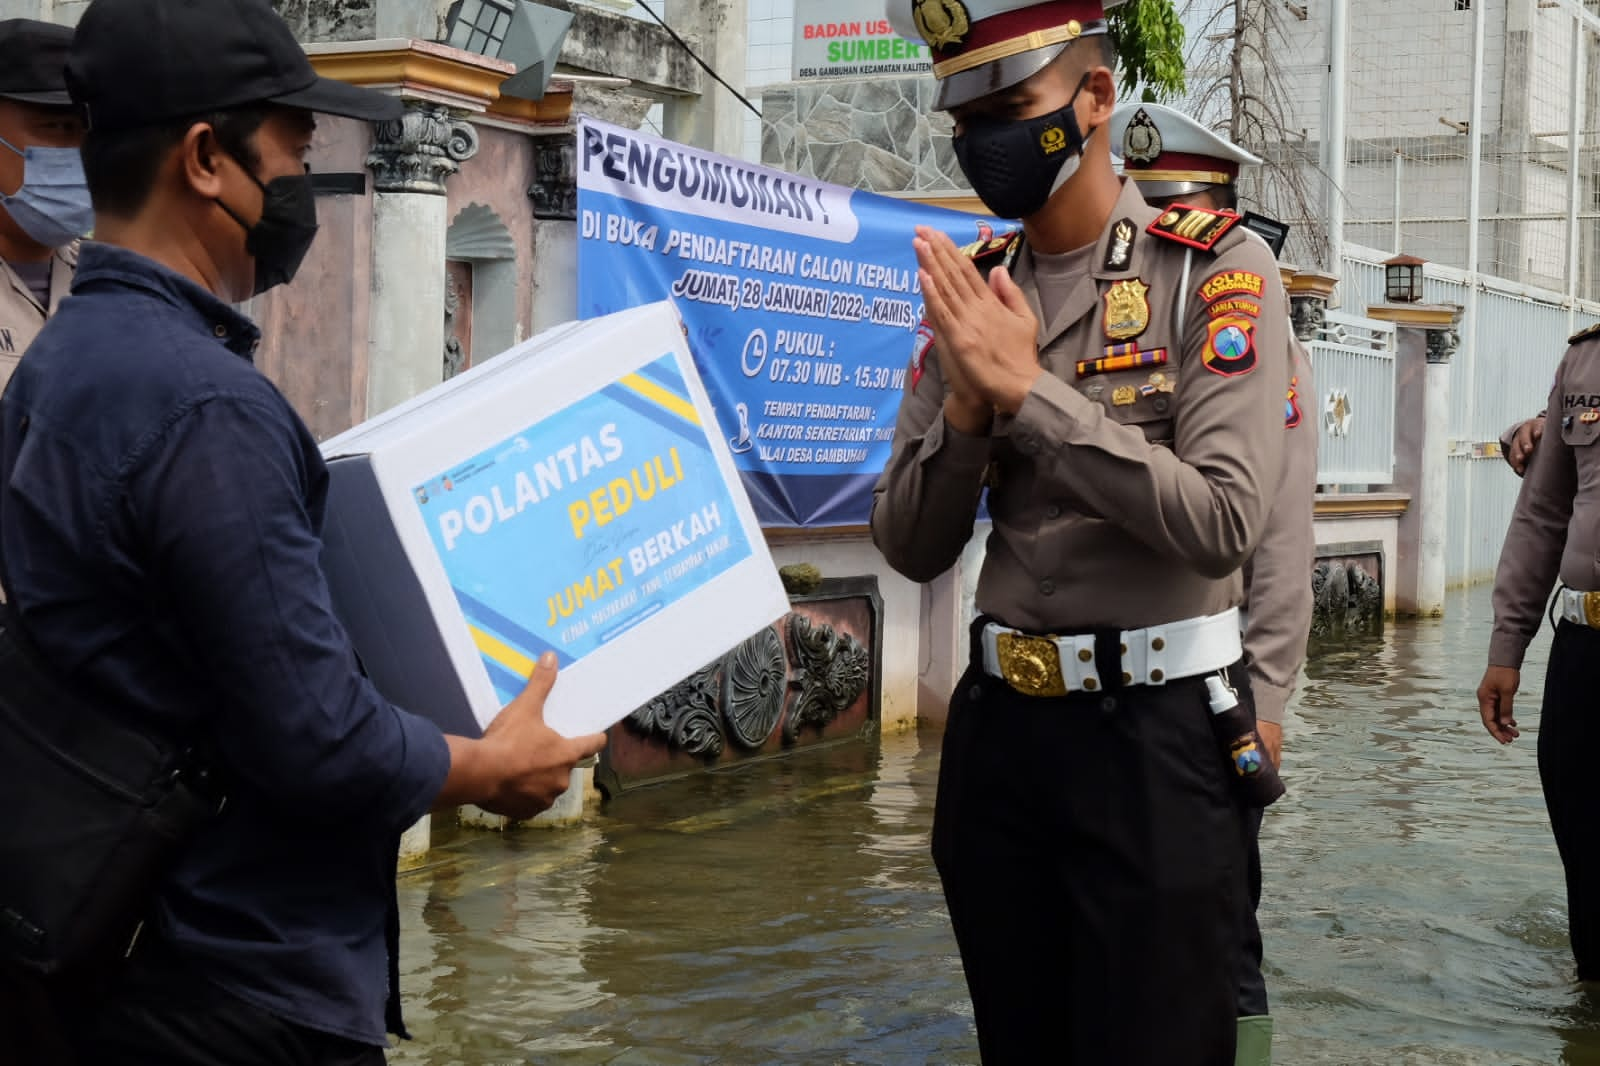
left=1308, top=309, right=1397, bottom=486
left=1335, top=242, right=1600, bottom=587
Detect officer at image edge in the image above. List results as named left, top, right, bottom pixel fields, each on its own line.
left=0, top=0, right=606, bottom=1062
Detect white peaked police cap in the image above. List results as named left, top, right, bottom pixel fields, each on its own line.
left=1108, top=102, right=1264, bottom=200
left=886, top=0, right=1129, bottom=111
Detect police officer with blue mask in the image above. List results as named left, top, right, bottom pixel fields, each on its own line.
left=0, top=19, right=88, bottom=393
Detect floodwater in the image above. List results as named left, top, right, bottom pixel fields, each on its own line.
left=392, top=583, right=1600, bottom=1065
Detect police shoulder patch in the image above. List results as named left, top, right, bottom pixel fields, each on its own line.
left=1202, top=318, right=1258, bottom=378
left=1148, top=204, right=1243, bottom=252
left=1570, top=321, right=1600, bottom=346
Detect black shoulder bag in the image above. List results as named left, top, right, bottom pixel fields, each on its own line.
left=0, top=573, right=224, bottom=976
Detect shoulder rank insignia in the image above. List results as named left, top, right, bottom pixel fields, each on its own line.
left=1148, top=204, right=1243, bottom=252
left=1104, top=218, right=1137, bottom=271
left=958, top=224, right=1023, bottom=271
left=1570, top=321, right=1600, bottom=346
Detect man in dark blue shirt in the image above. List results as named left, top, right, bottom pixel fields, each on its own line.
left=0, top=1, right=606, bottom=1062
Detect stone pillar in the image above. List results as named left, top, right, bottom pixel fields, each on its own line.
left=1369, top=303, right=1463, bottom=617
left=529, top=132, right=578, bottom=336
left=365, top=101, right=478, bottom=861
left=365, top=102, right=480, bottom=416
left=1418, top=326, right=1460, bottom=615
left=663, top=0, right=748, bottom=157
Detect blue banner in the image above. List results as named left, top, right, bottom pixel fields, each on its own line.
left=576, top=117, right=1012, bottom=528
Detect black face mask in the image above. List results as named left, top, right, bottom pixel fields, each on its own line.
left=952, top=75, right=1092, bottom=220
left=216, top=155, right=320, bottom=297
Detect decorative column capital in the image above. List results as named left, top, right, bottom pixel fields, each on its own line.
left=1290, top=294, right=1328, bottom=343
left=1365, top=302, right=1464, bottom=363
left=1425, top=328, right=1461, bottom=364
left=1286, top=270, right=1339, bottom=343
left=366, top=102, right=480, bottom=195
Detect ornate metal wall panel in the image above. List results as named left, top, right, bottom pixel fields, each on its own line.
left=595, top=577, right=882, bottom=797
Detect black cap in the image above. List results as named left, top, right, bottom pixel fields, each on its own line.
left=0, top=19, right=74, bottom=107
left=66, top=0, right=403, bottom=131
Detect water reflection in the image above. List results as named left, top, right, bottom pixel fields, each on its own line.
left=394, top=585, right=1598, bottom=1065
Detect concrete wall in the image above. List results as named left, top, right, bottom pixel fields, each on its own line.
left=1315, top=513, right=1401, bottom=616
left=1249, top=0, right=1503, bottom=146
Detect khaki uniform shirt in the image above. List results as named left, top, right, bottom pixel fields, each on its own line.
left=871, top=180, right=1289, bottom=632
left=0, top=245, right=76, bottom=393
left=1241, top=332, right=1317, bottom=723
left=1489, top=328, right=1600, bottom=668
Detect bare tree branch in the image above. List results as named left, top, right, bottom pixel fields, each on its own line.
left=1188, top=0, right=1330, bottom=266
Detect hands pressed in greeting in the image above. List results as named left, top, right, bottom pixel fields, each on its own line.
left=914, top=227, right=1041, bottom=427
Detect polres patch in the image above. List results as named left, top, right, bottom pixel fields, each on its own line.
left=1203, top=318, right=1258, bottom=378
left=1199, top=271, right=1265, bottom=303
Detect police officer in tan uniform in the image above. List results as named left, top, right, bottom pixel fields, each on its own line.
left=1109, top=101, right=1318, bottom=1066
left=1479, top=320, right=1600, bottom=982
left=0, top=19, right=87, bottom=393
left=874, top=1, right=1290, bottom=1061
left=1501, top=412, right=1546, bottom=476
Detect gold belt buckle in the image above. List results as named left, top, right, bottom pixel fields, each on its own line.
left=995, top=632, right=1069, bottom=698
left=1583, top=591, right=1600, bottom=629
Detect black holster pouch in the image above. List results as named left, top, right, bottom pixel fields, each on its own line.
left=0, top=605, right=222, bottom=977
left=1204, top=671, right=1286, bottom=808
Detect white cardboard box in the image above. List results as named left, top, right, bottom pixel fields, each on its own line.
left=320, top=301, right=788, bottom=739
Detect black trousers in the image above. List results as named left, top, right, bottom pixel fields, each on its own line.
left=1540, top=621, right=1600, bottom=980
left=1238, top=806, right=1268, bottom=1016
left=933, top=657, right=1250, bottom=1065
left=64, top=939, right=387, bottom=1066
left=1236, top=673, right=1269, bottom=1018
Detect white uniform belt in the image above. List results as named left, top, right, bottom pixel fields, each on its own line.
left=1559, top=588, right=1600, bottom=628
left=980, top=608, right=1243, bottom=698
